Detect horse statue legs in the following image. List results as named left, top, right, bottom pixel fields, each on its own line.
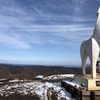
left=80, top=38, right=99, bottom=79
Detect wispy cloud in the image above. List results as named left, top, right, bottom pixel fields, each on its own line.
left=0, top=0, right=96, bottom=49
left=0, top=33, right=30, bottom=49
left=72, top=0, right=86, bottom=14
left=0, top=0, right=99, bottom=65
left=0, top=23, right=94, bottom=47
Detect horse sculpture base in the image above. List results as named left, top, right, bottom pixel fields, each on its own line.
left=74, top=74, right=100, bottom=90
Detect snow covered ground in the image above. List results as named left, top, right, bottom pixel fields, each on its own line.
left=43, top=74, right=74, bottom=80
left=0, top=74, right=77, bottom=100
left=0, top=81, right=76, bottom=100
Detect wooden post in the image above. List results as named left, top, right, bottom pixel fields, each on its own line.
left=96, top=61, right=100, bottom=73
left=91, top=91, right=96, bottom=100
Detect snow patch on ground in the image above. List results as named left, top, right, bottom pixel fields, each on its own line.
left=0, top=81, right=76, bottom=100
left=43, top=74, right=74, bottom=80
left=0, top=74, right=79, bottom=100
left=64, top=80, right=82, bottom=88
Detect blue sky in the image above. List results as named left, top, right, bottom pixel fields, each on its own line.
left=0, top=0, right=100, bottom=65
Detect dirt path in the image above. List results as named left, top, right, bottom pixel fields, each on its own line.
left=0, top=95, right=40, bottom=100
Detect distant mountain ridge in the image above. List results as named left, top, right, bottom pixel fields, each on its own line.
left=0, top=63, right=83, bottom=79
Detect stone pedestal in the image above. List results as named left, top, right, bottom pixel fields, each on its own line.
left=74, top=74, right=100, bottom=90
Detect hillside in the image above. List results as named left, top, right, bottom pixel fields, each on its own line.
left=0, top=64, right=82, bottom=79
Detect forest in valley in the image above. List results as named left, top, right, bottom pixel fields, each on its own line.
left=0, top=63, right=91, bottom=79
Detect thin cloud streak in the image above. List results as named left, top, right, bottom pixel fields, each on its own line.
left=74, top=0, right=86, bottom=14
left=0, top=33, right=30, bottom=49
left=0, top=1, right=95, bottom=27
left=0, top=29, right=93, bottom=49
left=0, top=0, right=99, bottom=65
left=0, top=0, right=96, bottom=49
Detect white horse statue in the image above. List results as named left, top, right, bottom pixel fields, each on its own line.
left=80, top=7, right=100, bottom=79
